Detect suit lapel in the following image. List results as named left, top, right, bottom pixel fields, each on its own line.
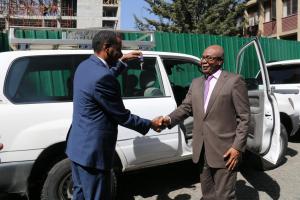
left=204, top=71, right=229, bottom=118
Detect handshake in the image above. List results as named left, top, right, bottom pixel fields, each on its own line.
left=150, top=116, right=171, bottom=132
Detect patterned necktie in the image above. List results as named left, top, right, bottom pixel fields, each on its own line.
left=204, top=75, right=213, bottom=105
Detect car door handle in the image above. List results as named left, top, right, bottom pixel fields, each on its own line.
left=265, top=114, right=271, bottom=117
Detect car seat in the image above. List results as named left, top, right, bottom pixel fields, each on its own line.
left=124, top=74, right=139, bottom=97
left=138, top=70, right=162, bottom=97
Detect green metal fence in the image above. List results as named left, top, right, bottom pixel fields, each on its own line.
left=2, top=30, right=300, bottom=71
left=154, top=32, right=300, bottom=72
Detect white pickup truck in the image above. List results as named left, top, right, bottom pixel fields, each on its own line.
left=0, top=32, right=287, bottom=200
left=259, top=60, right=300, bottom=138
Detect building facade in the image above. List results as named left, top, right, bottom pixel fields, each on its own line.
left=245, top=0, right=300, bottom=40
left=0, top=0, right=121, bottom=31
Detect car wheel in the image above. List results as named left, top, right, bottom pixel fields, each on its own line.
left=247, top=123, right=288, bottom=171
left=41, top=158, right=73, bottom=200
left=41, top=158, right=117, bottom=200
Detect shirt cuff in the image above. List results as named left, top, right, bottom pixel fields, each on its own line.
left=119, top=60, right=128, bottom=68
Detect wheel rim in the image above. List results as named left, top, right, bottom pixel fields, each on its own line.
left=58, top=172, right=73, bottom=200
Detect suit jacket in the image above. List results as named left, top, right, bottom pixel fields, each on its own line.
left=169, top=71, right=250, bottom=168
left=66, top=55, right=151, bottom=170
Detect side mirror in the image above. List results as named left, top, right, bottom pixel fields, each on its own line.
left=245, top=78, right=259, bottom=90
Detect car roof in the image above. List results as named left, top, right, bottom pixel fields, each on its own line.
left=267, top=59, right=300, bottom=67
left=0, top=50, right=200, bottom=60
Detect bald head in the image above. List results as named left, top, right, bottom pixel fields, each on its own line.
left=200, top=45, right=224, bottom=76
left=204, top=45, right=224, bottom=59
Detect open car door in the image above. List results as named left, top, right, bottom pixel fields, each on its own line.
left=236, top=38, right=286, bottom=168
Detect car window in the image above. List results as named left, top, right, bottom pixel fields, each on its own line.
left=5, top=54, right=89, bottom=103
left=162, top=58, right=201, bottom=105
left=5, top=55, right=166, bottom=103
left=237, top=44, right=262, bottom=91
left=121, top=57, right=165, bottom=98
left=266, top=64, right=300, bottom=84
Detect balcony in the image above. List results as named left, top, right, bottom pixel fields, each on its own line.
left=282, top=14, right=297, bottom=32
left=263, top=21, right=277, bottom=36
left=102, top=20, right=116, bottom=28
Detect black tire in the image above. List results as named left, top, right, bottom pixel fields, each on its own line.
left=41, top=158, right=73, bottom=200
left=247, top=123, right=288, bottom=171
left=41, top=158, right=118, bottom=200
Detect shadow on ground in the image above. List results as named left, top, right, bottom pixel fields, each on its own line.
left=117, top=160, right=199, bottom=200
left=1, top=148, right=295, bottom=200
left=237, top=167, right=281, bottom=200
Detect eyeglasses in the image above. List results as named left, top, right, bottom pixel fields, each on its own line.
left=201, top=56, right=223, bottom=62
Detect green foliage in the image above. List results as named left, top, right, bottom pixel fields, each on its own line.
left=134, top=0, right=247, bottom=36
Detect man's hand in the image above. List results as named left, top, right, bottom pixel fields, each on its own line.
left=150, top=116, right=172, bottom=132
left=162, top=116, right=171, bottom=127
left=224, top=147, right=241, bottom=171
left=0, top=143, right=3, bottom=151
left=120, top=50, right=142, bottom=62
left=151, top=116, right=165, bottom=132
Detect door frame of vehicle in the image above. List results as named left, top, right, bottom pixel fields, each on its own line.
left=236, top=38, right=281, bottom=165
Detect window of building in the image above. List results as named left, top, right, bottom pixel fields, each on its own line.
left=283, top=0, right=298, bottom=17
left=0, top=0, right=9, bottom=15
left=102, top=20, right=116, bottom=28
left=264, top=0, right=276, bottom=22
left=249, top=12, right=259, bottom=26
left=271, top=0, right=276, bottom=19
left=0, top=18, right=5, bottom=30
left=45, top=20, right=57, bottom=27
left=265, top=7, right=271, bottom=22
left=61, top=0, right=77, bottom=16
left=61, top=20, right=76, bottom=28
left=103, top=7, right=118, bottom=17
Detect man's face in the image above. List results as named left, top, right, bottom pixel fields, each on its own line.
left=106, top=37, right=123, bottom=65
left=200, top=47, right=223, bottom=76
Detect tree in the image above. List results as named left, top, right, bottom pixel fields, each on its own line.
left=134, top=0, right=247, bottom=36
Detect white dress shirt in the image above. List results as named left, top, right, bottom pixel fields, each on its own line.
left=204, top=69, right=222, bottom=112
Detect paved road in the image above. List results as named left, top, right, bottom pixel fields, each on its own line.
left=118, top=135, right=300, bottom=200
left=1, top=135, right=300, bottom=200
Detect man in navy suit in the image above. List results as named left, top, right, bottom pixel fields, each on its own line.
left=66, top=30, right=162, bottom=200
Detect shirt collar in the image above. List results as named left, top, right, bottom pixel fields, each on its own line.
left=206, top=69, right=222, bottom=79
left=212, top=69, right=222, bottom=79
left=96, top=55, right=110, bottom=69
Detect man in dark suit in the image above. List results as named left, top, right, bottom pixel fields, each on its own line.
left=66, top=30, right=162, bottom=200
left=162, top=45, right=250, bottom=199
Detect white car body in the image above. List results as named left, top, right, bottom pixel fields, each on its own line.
left=266, top=60, right=300, bottom=136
